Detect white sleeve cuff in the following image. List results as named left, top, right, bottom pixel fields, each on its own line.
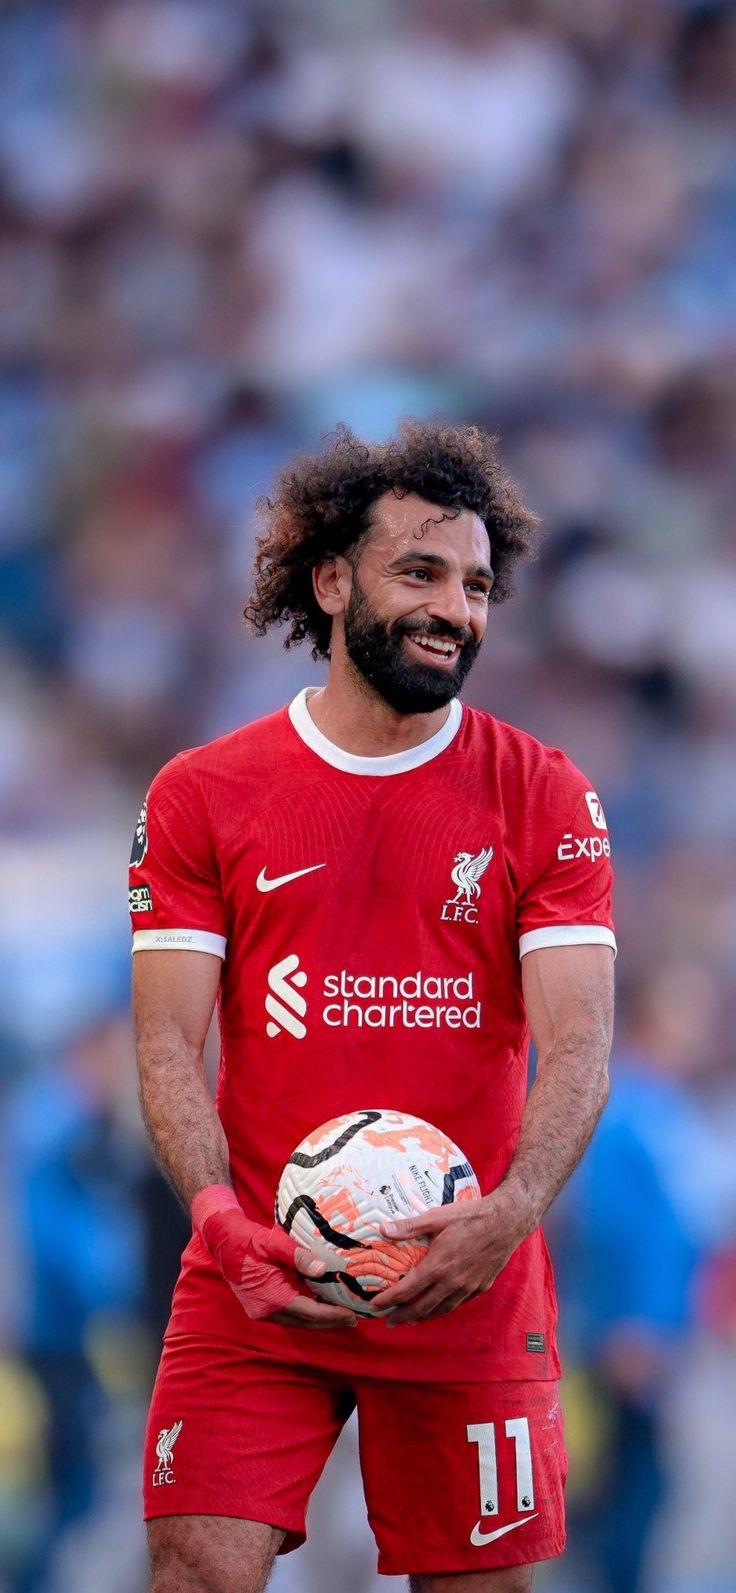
left=132, top=928, right=227, bottom=958
left=519, top=924, right=617, bottom=959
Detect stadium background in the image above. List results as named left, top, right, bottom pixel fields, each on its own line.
left=1, top=2, right=735, bottom=1590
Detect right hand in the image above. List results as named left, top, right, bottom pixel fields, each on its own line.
left=194, top=1188, right=358, bottom=1330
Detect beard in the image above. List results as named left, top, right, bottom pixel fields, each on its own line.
left=343, top=575, right=480, bottom=715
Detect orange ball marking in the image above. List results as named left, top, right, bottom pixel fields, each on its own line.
left=301, top=1114, right=347, bottom=1149
left=318, top=1186, right=363, bottom=1234
left=361, top=1123, right=454, bottom=1170
left=343, top=1239, right=426, bottom=1286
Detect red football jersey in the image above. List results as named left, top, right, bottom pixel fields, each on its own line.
left=130, top=689, right=615, bottom=1381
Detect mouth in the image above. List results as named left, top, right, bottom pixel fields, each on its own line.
left=404, top=632, right=462, bottom=668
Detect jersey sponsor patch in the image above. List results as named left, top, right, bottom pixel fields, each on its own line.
left=265, top=953, right=308, bottom=1039
left=585, top=791, right=607, bottom=831
left=265, top=958, right=482, bottom=1038
left=556, top=833, right=611, bottom=862
left=129, top=883, right=153, bottom=913
left=130, top=800, right=149, bottom=867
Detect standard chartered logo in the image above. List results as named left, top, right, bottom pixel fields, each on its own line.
left=265, top=954, right=308, bottom=1040
left=323, top=970, right=480, bottom=1029
left=265, top=958, right=481, bottom=1038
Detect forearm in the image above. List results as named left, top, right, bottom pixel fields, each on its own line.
left=137, top=1026, right=231, bottom=1210
left=494, top=1031, right=610, bottom=1239
left=377, top=946, right=615, bottom=1325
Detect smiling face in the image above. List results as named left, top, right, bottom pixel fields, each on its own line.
left=339, top=491, right=493, bottom=714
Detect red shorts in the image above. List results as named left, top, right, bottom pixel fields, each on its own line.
left=144, top=1331, right=567, bottom=1577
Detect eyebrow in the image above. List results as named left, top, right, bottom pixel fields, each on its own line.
left=389, top=551, right=495, bottom=582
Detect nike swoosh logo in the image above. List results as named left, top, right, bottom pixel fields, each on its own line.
left=470, top=1513, right=538, bottom=1547
left=256, top=864, right=326, bottom=893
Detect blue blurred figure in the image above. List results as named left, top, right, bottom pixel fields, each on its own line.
left=558, top=958, right=731, bottom=1593
left=6, top=1014, right=144, bottom=1593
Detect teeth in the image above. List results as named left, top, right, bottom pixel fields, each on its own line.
left=413, top=634, right=457, bottom=656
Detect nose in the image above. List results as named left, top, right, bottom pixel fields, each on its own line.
left=425, top=577, right=472, bottom=634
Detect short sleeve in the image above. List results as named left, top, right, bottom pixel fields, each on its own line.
left=128, top=754, right=227, bottom=958
left=517, top=761, right=616, bottom=960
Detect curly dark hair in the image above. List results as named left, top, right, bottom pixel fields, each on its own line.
left=244, top=419, right=539, bottom=659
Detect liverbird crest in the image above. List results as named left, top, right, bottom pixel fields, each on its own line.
left=450, top=846, right=494, bottom=905
left=155, top=1419, right=183, bottom=1471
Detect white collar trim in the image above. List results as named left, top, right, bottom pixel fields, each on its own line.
left=288, top=688, right=463, bottom=776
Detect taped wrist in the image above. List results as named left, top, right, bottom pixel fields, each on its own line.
left=191, top=1183, right=300, bottom=1320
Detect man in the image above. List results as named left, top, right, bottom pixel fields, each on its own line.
left=131, top=420, right=615, bottom=1593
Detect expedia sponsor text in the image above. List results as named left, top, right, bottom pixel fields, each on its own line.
left=557, top=833, right=611, bottom=862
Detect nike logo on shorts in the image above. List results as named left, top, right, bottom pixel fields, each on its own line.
left=470, top=1513, right=538, bottom=1546
left=256, top=864, right=326, bottom=893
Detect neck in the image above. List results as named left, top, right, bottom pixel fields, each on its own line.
left=307, top=656, right=454, bottom=757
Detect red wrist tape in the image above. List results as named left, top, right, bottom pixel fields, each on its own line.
left=191, top=1183, right=303, bottom=1321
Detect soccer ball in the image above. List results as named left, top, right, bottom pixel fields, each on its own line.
left=275, top=1108, right=480, bottom=1316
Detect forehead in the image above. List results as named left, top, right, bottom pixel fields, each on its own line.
left=364, top=490, right=490, bottom=568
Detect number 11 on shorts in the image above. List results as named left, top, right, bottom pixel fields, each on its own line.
left=467, top=1418, right=535, bottom=1517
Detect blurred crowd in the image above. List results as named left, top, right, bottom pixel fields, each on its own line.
left=0, top=1, right=735, bottom=1590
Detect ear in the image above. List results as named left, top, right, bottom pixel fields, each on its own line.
left=312, top=555, right=352, bottom=617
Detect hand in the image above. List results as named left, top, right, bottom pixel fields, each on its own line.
left=192, top=1185, right=357, bottom=1330
left=375, top=1188, right=527, bottom=1326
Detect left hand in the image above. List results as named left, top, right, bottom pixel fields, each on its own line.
left=375, top=1187, right=530, bottom=1326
